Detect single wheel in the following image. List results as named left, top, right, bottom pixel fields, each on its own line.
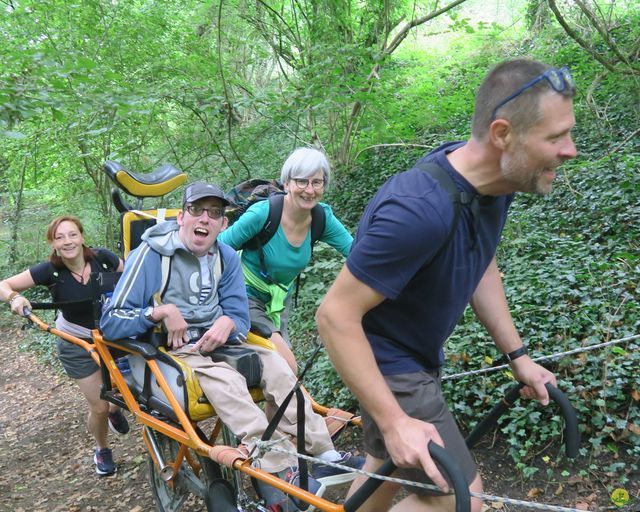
left=147, top=429, right=239, bottom=512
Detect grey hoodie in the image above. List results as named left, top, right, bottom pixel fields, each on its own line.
left=101, top=221, right=250, bottom=341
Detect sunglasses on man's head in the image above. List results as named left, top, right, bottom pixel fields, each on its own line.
left=491, top=67, right=575, bottom=121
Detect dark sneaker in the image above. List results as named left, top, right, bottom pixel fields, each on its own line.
left=254, top=466, right=325, bottom=511
left=312, top=451, right=365, bottom=486
left=94, top=447, right=117, bottom=476
left=108, top=409, right=130, bottom=435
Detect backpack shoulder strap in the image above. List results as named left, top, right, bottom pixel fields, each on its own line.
left=157, top=247, right=223, bottom=303
left=309, top=203, right=326, bottom=248
left=93, top=249, right=117, bottom=272
left=213, top=246, right=222, bottom=285
left=292, top=202, right=326, bottom=307
left=154, top=254, right=171, bottom=305
left=244, top=193, right=282, bottom=284
left=257, top=193, right=284, bottom=246
left=415, top=161, right=474, bottom=262
left=382, top=162, right=474, bottom=371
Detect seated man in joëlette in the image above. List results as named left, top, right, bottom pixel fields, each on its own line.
left=101, top=181, right=363, bottom=511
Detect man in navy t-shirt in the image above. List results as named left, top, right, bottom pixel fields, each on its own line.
left=317, top=58, right=577, bottom=512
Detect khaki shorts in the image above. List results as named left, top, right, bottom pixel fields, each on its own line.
left=248, top=296, right=291, bottom=346
left=361, top=371, right=477, bottom=494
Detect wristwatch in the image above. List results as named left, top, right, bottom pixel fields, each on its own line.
left=502, top=346, right=528, bottom=363
left=143, top=306, right=155, bottom=322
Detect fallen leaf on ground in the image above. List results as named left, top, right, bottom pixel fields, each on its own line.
left=568, top=475, right=583, bottom=485
left=527, top=488, right=544, bottom=498
left=585, top=493, right=597, bottom=502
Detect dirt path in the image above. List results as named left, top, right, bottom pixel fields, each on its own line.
left=0, top=318, right=637, bottom=512
left=0, top=322, right=153, bottom=512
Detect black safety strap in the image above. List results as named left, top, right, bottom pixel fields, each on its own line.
left=295, top=386, right=309, bottom=493
left=260, top=342, right=323, bottom=489
left=28, top=300, right=91, bottom=310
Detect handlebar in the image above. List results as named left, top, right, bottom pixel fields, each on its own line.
left=343, top=441, right=470, bottom=512
left=465, top=382, right=580, bottom=458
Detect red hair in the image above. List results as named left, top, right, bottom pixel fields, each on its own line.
left=46, top=215, right=95, bottom=268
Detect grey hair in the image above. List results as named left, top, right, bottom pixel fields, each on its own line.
left=280, top=147, right=331, bottom=187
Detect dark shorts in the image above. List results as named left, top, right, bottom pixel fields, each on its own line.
left=248, top=296, right=291, bottom=346
left=361, top=371, right=477, bottom=494
left=56, top=337, right=99, bottom=380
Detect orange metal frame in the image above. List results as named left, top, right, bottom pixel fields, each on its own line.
left=26, top=312, right=360, bottom=512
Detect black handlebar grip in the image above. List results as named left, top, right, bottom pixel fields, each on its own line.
left=544, top=383, right=580, bottom=458
left=344, top=442, right=471, bottom=512
left=465, top=382, right=580, bottom=459
left=428, top=443, right=471, bottom=512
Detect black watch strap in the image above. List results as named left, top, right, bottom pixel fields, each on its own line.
left=503, top=346, right=528, bottom=363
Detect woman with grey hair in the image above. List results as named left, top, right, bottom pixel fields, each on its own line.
left=219, top=147, right=352, bottom=372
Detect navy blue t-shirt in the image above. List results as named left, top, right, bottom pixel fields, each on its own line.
left=347, top=142, right=514, bottom=374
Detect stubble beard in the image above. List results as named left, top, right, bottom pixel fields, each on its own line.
left=501, top=147, right=556, bottom=196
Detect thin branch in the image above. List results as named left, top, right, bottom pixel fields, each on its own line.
left=290, top=0, right=307, bottom=68
left=547, top=0, right=617, bottom=73
left=573, top=0, right=632, bottom=68
left=163, top=95, right=237, bottom=178
left=335, top=0, right=471, bottom=164
left=384, top=0, right=470, bottom=57
left=353, top=143, right=433, bottom=162
left=602, top=127, right=640, bottom=160
left=255, top=0, right=302, bottom=51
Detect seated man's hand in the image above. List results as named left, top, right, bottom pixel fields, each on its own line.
left=190, top=315, right=236, bottom=353
left=154, top=304, right=189, bottom=349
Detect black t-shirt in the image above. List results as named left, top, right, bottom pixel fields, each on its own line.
left=29, top=248, right=120, bottom=329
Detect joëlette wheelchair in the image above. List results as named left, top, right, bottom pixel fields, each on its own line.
left=24, top=161, right=580, bottom=512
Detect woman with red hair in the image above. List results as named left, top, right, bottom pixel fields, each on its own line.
left=0, top=215, right=127, bottom=476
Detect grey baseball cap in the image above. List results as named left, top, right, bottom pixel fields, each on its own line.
left=182, top=181, right=230, bottom=206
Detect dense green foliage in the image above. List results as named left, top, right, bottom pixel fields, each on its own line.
left=1, top=0, right=638, bottom=484
left=293, top=5, right=640, bottom=482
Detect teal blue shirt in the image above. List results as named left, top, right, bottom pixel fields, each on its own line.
left=218, top=200, right=352, bottom=299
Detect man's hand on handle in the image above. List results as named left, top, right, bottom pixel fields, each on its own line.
left=510, top=356, right=557, bottom=405
left=383, top=415, right=450, bottom=493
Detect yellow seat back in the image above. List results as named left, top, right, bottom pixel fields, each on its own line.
left=121, top=208, right=181, bottom=257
